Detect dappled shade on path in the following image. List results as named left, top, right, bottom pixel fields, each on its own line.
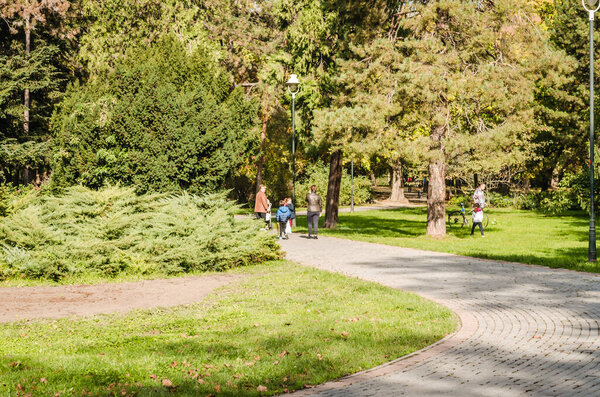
left=282, top=236, right=600, bottom=396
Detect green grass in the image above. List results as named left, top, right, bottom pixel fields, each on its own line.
left=294, top=207, right=600, bottom=273
left=0, top=261, right=455, bottom=396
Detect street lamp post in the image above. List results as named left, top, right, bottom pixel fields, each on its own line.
left=286, top=74, right=300, bottom=226
left=584, top=0, right=600, bottom=262
left=351, top=159, right=354, bottom=213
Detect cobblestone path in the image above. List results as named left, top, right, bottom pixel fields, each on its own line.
left=282, top=236, right=600, bottom=397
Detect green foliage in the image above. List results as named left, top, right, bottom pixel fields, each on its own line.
left=0, top=186, right=279, bottom=281
left=51, top=36, right=257, bottom=194
left=295, top=162, right=373, bottom=206
left=0, top=183, right=39, bottom=217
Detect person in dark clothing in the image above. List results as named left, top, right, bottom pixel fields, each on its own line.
left=276, top=200, right=292, bottom=239
left=285, top=197, right=295, bottom=231
left=305, top=185, right=322, bottom=239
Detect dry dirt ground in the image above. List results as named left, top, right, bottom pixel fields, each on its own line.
left=0, top=274, right=241, bottom=323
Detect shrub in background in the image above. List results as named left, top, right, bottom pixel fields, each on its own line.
left=0, top=186, right=279, bottom=281
left=51, top=35, right=257, bottom=195
left=294, top=163, right=373, bottom=206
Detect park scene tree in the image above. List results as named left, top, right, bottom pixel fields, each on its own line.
left=2, top=0, right=600, bottom=395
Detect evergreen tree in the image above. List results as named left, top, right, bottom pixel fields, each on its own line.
left=393, top=0, right=570, bottom=235
left=51, top=36, right=258, bottom=194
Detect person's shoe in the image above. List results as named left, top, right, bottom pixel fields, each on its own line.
left=308, top=234, right=312, bottom=239
left=481, top=235, right=485, bottom=238
left=285, top=235, right=290, bottom=240
left=278, top=236, right=283, bottom=240
left=314, top=235, right=318, bottom=239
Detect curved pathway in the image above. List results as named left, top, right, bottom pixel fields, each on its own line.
left=281, top=236, right=600, bottom=397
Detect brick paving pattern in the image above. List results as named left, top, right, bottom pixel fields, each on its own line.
left=282, top=236, right=600, bottom=396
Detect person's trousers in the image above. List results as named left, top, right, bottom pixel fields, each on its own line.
left=278, top=222, right=287, bottom=237
left=307, top=212, right=320, bottom=236
left=471, top=221, right=484, bottom=236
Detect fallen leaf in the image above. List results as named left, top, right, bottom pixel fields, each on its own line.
left=278, top=350, right=288, bottom=357
left=161, top=379, right=173, bottom=387
left=253, top=323, right=259, bottom=327
left=170, top=361, right=178, bottom=368
left=40, top=378, right=47, bottom=383
left=317, top=353, right=322, bottom=361
left=224, top=363, right=231, bottom=368
left=198, top=379, right=205, bottom=384
left=254, top=355, right=261, bottom=360
left=214, top=385, right=221, bottom=392
left=149, top=374, right=157, bottom=380
left=8, top=361, right=20, bottom=367
left=273, top=361, right=279, bottom=365
left=340, top=331, right=349, bottom=339
left=257, top=385, right=268, bottom=392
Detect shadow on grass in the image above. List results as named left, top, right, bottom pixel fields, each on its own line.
left=3, top=327, right=445, bottom=396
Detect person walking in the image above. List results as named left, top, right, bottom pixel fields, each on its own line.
left=254, top=184, right=271, bottom=230
left=305, top=185, right=322, bottom=239
left=285, top=197, right=295, bottom=233
left=471, top=183, right=486, bottom=237
left=276, top=200, right=292, bottom=239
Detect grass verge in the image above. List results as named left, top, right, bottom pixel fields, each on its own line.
left=294, top=207, right=600, bottom=273
left=0, top=260, right=455, bottom=396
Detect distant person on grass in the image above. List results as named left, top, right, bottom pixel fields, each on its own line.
left=276, top=200, right=292, bottom=240
left=305, top=185, right=322, bottom=239
left=254, top=184, right=271, bottom=230
left=471, top=183, right=486, bottom=237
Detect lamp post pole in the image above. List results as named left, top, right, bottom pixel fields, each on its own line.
left=286, top=74, right=300, bottom=226
left=291, top=91, right=296, bottom=210
left=584, top=0, right=600, bottom=262
left=351, top=159, right=354, bottom=213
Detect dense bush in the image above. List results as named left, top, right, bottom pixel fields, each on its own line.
left=51, top=36, right=257, bottom=195
left=0, top=186, right=279, bottom=281
left=294, top=163, right=373, bottom=206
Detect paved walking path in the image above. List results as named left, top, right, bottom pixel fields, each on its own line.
left=281, top=236, right=600, bottom=397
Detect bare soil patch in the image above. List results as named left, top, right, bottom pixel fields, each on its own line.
left=0, top=274, right=241, bottom=323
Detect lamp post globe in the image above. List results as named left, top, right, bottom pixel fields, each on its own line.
left=286, top=74, right=300, bottom=218
left=583, top=0, right=599, bottom=261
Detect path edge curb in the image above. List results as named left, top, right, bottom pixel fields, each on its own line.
left=287, top=263, right=479, bottom=396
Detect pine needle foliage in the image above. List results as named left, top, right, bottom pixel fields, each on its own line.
left=0, top=186, right=279, bottom=281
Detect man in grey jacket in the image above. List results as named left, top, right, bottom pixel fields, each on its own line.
left=305, top=185, right=322, bottom=239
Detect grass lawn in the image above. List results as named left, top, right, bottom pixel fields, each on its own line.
left=0, top=261, right=455, bottom=396
left=294, top=207, right=600, bottom=273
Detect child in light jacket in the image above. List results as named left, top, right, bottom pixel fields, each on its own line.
left=276, top=200, right=292, bottom=240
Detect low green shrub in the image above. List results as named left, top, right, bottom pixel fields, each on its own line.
left=295, top=163, right=373, bottom=206
left=0, top=184, right=40, bottom=217
left=0, top=186, right=279, bottom=281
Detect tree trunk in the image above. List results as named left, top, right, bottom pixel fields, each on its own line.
left=390, top=159, right=408, bottom=203
left=24, top=17, right=31, bottom=135
left=550, top=166, right=560, bottom=189
left=324, top=150, right=343, bottom=229
left=427, top=125, right=446, bottom=236
left=370, top=169, right=377, bottom=187
left=255, top=107, right=268, bottom=192
left=473, top=173, right=478, bottom=188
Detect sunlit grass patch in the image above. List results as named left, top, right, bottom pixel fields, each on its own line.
left=0, top=261, right=455, bottom=396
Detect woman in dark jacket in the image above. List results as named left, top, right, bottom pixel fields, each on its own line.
left=305, top=185, right=322, bottom=239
